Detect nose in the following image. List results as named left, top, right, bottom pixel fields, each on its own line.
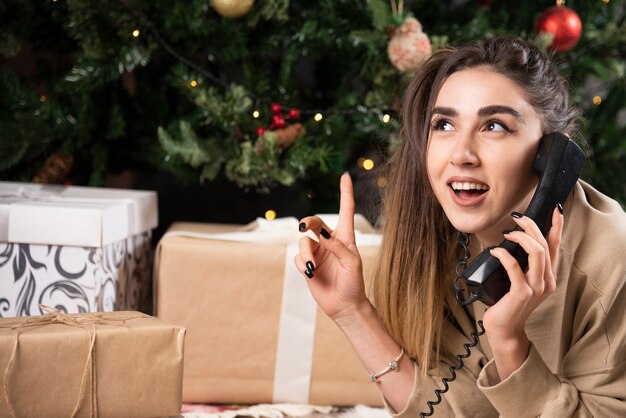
left=449, top=133, right=480, bottom=167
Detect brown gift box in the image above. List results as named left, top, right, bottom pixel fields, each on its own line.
left=154, top=220, right=384, bottom=407
left=0, top=310, right=185, bottom=418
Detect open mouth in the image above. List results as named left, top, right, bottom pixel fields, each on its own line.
left=449, top=181, right=490, bottom=199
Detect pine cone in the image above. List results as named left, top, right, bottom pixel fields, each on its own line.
left=32, top=153, right=74, bottom=184
left=273, top=123, right=305, bottom=148
left=255, top=123, right=305, bottom=154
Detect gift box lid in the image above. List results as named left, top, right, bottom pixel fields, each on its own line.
left=0, top=181, right=158, bottom=247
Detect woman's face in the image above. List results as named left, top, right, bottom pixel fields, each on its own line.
left=426, top=67, right=544, bottom=246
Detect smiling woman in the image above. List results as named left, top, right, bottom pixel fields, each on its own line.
left=427, top=68, right=544, bottom=246
left=294, top=36, right=626, bottom=417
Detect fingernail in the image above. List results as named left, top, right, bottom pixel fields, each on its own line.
left=502, top=229, right=514, bottom=235
left=304, top=269, right=314, bottom=279
left=511, top=212, right=523, bottom=219
left=320, top=228, right=331, bottom=239
left=306, top=261, right=315, bottom=272
left=557, top=202, right=563, bottom=214
left=299, top=222, right=306, bottom=232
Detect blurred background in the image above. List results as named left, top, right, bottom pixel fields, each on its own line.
left=1, top=0, right=624, bottom=240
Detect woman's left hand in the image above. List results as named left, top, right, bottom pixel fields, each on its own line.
left=482, top=206, right=564, bottom=380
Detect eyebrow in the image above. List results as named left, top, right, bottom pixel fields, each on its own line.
left=431, top=106, right=457, bottom=117
left=478, top=105, right=523, bottom=122
left=431, top=105, right=524, bottom=122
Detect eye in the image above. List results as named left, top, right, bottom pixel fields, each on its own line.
left=431, top=118, right=454, bottom=132
left=484, top=119, right=512, bottom=133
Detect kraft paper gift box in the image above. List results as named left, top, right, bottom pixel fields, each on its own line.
left=0, top=181, right=158, bottom=317
left=154, top=215, right=385, bottom=407
left=0, top=310, right=185, bottom=418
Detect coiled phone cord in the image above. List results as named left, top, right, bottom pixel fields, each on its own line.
left=419, top=232, right=486, bottom=418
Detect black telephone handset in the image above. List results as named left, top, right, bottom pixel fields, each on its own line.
left=458, top=132, right=586, bottom=307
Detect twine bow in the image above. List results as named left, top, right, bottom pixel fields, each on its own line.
left=1, top=306, right=140, bottom=418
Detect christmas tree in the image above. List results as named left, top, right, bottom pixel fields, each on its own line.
left=1, top=0, right=624, bottom=220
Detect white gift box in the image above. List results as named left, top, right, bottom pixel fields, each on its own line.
left=0, top=181, right=158, bottom=317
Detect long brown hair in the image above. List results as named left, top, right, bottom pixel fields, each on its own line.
left=370, top=36, right=580, bottom=372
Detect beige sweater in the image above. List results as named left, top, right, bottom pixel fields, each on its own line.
left=386, top=181, right=626, bottom=417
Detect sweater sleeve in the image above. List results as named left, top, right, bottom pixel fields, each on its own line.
left=382, top=319, right=499, bottom=418
left=477, top=296, right=626, bottom=417
left=383, top=360, right=497, bottom=418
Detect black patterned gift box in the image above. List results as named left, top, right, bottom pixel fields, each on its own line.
left=0, top=182, right=158, bottom=317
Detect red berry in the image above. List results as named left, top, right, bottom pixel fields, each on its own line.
left=287, top=108, right=300, bottom=119
left=271, top=103, right=282, bottom=114
left=271, top=115, right=285, bottom=129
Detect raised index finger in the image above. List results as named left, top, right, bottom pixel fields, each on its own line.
left=336, top=172, right=356, bottom=244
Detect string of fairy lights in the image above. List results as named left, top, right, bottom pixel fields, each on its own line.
left=130, top=5, right=609, bottom=220
left=131, top=7, right=608, bottom=116
left=134, top=9, right=396, bottom=126
left=132, top=8, right=394, bottom=219
left=45, top=1, right=612, bottom=219
left=44, top=0, right=609, bottom=116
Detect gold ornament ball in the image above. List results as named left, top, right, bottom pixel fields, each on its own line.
left=210, top=0, right=255, bottom=18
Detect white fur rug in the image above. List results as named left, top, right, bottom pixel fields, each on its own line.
left=180, top=404, right=391, bottom=418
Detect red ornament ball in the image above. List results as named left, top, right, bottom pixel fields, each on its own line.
left=535, top=5, right=582, bottom=52
left=287, top=108, right=300, bottom=119
left=271, top=115, right=285, bottom=129
left=271, top=103, right=282, bottom=114
left=256, top=126, right=266, bottom=136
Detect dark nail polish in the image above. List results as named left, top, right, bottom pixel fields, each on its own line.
left=306, top=261, right=315, bottom=272
left=557, top=202, right=563, bottom=214
left=502, top=229, right=514, bottom=235
left=511, top=212, right=523, bottom=219
left=299, top=222, right=306, bottom=232
left=304, top=269, right=314, bottom=279
left=320, top=228, right=331, bottom=239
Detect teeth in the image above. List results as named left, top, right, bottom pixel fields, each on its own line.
left=450, top=181, right=489, bottom=191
